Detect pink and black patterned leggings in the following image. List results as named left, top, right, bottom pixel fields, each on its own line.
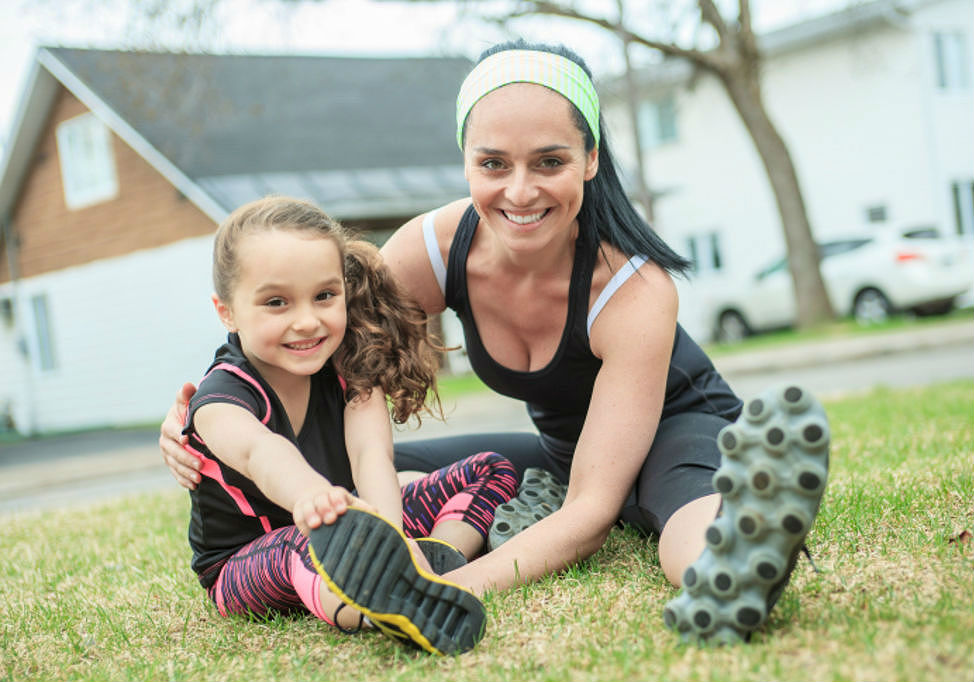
left=206, top=451, right=516, bottom=623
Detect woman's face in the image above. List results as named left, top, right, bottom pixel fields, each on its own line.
left=463, top=82, right=598, bottom=256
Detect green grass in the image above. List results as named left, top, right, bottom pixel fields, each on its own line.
left=2, top=381, right=972, bottom=681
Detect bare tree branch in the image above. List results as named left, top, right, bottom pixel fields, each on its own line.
left=509, top=1, right=725, bottom=73
left=698, top=0, right=730, bottom=45
left=738, top=0, right=760, bottom=61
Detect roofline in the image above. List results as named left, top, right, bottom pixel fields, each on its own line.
left=0, top=56, right=51, bottom=221
left=37, top=48, right=228, bottom=222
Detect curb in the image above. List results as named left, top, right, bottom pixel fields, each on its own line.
left=712, top=320, right=972, bottom=376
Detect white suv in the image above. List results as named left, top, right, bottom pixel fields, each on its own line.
left=708, top=229, right=974, bottom=342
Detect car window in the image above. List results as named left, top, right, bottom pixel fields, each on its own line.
left=820, top=239, right=872, bottom=258
left=902, top=227, right=941, bottom=239
left=756, top=258, right=788, bottom=280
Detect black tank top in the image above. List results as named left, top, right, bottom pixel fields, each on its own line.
left=444, top=205, right=741, bottom=457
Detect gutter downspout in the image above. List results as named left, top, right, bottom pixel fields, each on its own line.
left=1, top=213, right=36, bottom=435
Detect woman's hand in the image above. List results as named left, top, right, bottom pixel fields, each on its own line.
left=159, top=382, right=202, bottom=489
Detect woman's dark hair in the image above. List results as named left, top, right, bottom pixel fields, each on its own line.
left=466, top=40, right=691, bottom=276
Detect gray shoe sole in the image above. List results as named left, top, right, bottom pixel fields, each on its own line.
left=488, top=467, right=567, bottom=551
left=663, top=384, right=830, bottom=644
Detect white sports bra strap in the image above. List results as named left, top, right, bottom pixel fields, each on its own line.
left=422, top=209, right=447, bottom=295
left=586, top=254, right=648, bottom=336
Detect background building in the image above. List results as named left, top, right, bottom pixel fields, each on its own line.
left=601, top=0, right=973, bottom=341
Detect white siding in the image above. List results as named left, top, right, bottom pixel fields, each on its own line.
left=0, top=236, right=225, bottom=433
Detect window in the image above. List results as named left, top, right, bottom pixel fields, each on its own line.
left=31, top=294, right=57, bottom=371
left=686, top=231, right=723, bottom=274
left=865, top=205, right=887, bottom=223
left=55, top=112, right=119, bottom=209
left=637, top=94, right=678, bottom=148
left=951, top=179, right=974, bottom=236
left=933, top=32, right=971, bottom=90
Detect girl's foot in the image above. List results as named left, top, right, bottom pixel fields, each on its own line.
left=308, top=507, right=486, bottom=655
left=663, top=384, right=830, bottom=644
left=415, top=537, right=468, bottom=574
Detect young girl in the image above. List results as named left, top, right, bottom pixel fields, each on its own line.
left=182, top=196, right=516, bottom=655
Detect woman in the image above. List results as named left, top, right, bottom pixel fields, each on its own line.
left=160, top=40, right=830, bottom=643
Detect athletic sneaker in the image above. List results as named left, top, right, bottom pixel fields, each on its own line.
left=415, top=537, right=468, bottom=574
left=308, top=507, right=486, bottom=655
left=488, top=467, right=568, bottom=551
left=662, top=384, right=830, bottom=644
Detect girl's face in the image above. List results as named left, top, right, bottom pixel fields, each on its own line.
left=215, top=228, right=347, bottom=385
left=463, top=82, right=598, bottom=256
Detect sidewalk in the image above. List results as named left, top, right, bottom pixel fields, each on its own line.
left=1, top=317, right=970, bottom=513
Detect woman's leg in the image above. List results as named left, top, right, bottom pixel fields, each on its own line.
left=660, top=385, right=831, bottom=642
left=207, top=526, right=363, bottom=631
left=621, top=411, right=731, bottom=582
left=394, top=432, right=552, bottom=480
left=400, top=451, right=518, bottom=557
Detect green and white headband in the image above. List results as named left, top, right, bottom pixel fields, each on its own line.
left=455, top=49, right=601, bottom=150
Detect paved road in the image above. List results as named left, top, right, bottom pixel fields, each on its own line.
left=1, top=319, right=970, bottom=516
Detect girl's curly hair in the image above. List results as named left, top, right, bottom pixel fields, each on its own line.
left=336, top=239, right=445, bottom=425
left=213, top=195, right=444, bottom=424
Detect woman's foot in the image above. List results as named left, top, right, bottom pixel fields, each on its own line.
left=308, top=508, right=486, bottom=655
left=488, top=467, right=567, bottom=550
left=663, top=384, right=830, bottom=644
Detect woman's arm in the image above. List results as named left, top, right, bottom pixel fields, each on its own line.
left=192, top=402, right=358, bottom=535
left=444, top=263, right=679, bottom=595
left=344, top=388, right=404, bottom=529
left=379, top=198, right=470, bottom=315
left=159, top=383, right=202, bottom=489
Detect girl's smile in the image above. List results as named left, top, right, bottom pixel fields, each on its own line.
left=214, top=229, right=347, bottom=390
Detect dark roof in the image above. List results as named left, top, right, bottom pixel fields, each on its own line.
left=47, top=48, right=470, bottom=176
left=14, top=48, right=474, bottom=219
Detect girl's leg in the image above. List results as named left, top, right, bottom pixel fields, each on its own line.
left=400, top=451, right=518, bottom=557
left=207, top=525, right=363, bottom=631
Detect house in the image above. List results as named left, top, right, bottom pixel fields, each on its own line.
left=600, top=0, right=973, bottom=341
left=0, top=47, right=473, bottom=435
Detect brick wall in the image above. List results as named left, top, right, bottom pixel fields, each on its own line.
left=1, top=86, right=216, bottom=282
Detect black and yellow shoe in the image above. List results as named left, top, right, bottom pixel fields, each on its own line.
left=308, top=507, right=486, bottom=655
left=415, top=537, right=468, bottom=575
left=663, top=384, right=830, bottom=644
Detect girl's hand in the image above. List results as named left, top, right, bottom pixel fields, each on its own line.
left=159, top=383, right=202, bottom=489
left=293, top=485, right=357, bottom=536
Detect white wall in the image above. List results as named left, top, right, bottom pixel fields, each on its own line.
left=0, top=236, right=225, bottom=433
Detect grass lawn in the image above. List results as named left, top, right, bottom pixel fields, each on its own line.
left=1, top=380, right=972, bottom=682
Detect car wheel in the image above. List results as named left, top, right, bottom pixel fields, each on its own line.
left=853, top=288, right=891, bottom=325
left=717, top=310, right=750, bottom=343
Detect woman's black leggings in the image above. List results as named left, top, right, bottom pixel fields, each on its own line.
left=393, top=411, right=732, bottom=536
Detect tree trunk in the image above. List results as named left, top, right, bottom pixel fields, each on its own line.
left=718, top=66, right=835, bottom=328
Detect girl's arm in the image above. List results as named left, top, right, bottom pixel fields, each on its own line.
left=444, top=262, right=678, bottom=595
left=343, top=388, right=404, bottom=529
left=192, top=402, right=359, bottom=535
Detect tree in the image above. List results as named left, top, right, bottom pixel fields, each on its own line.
left=501, top=0, right=835, bottom=329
